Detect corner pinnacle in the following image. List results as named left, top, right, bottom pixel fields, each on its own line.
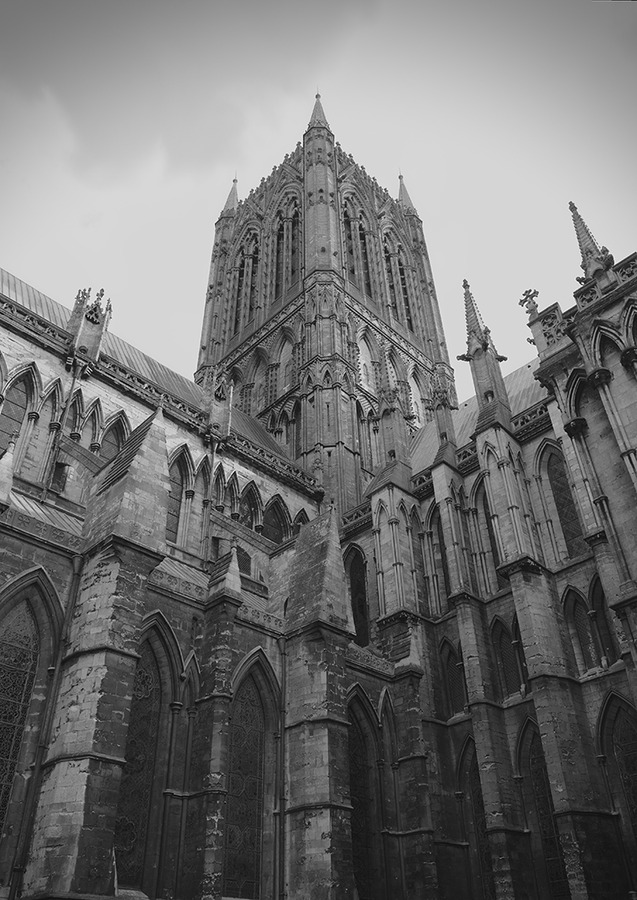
left=307, top=92, right=330, bottom=130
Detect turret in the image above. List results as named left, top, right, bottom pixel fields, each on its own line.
left=303, top=94, right=340, bottom=277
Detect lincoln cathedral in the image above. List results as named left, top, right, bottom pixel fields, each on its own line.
left=0, top=95, right=636, bottom=900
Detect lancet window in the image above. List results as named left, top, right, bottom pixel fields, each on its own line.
left=262, top=497, right=289, bottom=544
left=167, top=459, right=186, bottom=544
left=346, top=547, right=370, bottom=647
left=441, top=641, right=467, bottom=717
left=544, top=449, right=587, bottom=559
left=100, top=419, right=126, bottom=463
left=223, top=675, right=266, bottom=899
left=564, top=590, right=600, bottom=674
left=519, top=726, right=570, bottom=900
left=0, top=603, right=39, bottom=839
left=114, top=641, right=162, bottom=889
left=233, top=234, right=260, bottom=334
left=347, top=702, right=383, bottom=900
left=383, top=238, right=398, bottom=318
left=273, top=203, right=301, bottom=302
left=492, top=619, right=522, bottom=698
left=0, top=376, right=29, bottom=456
left=601, top=697, right=637, bottom=858
left=460, top=742, right=496, bottom=900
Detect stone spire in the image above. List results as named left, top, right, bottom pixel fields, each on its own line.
left=398, top=174, right=417, bottom=213
left=221, top=177, right=239, bottom=215
left=461, top=279, right=505, bottom=361
left=307, top=92, right=330, bottom=130
left=569, top=200, right=614, bottom=282
left=457, top=280, right=510, bottom=431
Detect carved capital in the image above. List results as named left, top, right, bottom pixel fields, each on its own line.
left=620, top=347, right=637, bottom=369
left=27, top=410, right=39, bottom=422
left=584, top=528, right=608, bottom=548
left=564, top=417, right=588, bottom=439
left=587, top=367, right=612, bottom=389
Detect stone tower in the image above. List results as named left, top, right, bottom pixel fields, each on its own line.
left=196, top=95, right=455, bottom=512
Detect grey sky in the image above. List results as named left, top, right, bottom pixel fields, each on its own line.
left=1, top=0, right=635, bottom=401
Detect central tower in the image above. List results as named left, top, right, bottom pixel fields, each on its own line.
left=196, top=95, right=454, bottom=512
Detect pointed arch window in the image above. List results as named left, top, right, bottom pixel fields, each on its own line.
left=359, top=220, right=372, bottom=297
left=590, top=579, right=619, bottom=665
left=114, top=641, right=162, bottom=888
left=0, top=376, right=29, bottom=456
left=290, top=206, right=301, bottom=287
left=565, top=591, right=599, bottom=674
left=233, top=251, right=246, bottom=334
left=239, top=486, right=261, bottom=532
left=460, top=743, right=496, bottom=900
left=430, top=505, right=451, bottom=609
left=384, top=238, right=398, bottom=318
left=167, top=459, right=185, bottom=544
left=545, top=450, right=587, bottom=558
left=223, top=675, right=265, bottom=899
left=601, top=698, right=637, bottom=863
left=348, top=704, right=383, bottom=900
left=247, top=240, right=259, bottom=322
left=262, top=499, right=289, bottom=544
left=0, top=603, right=39, bottom=838
left=492, top=620, right=522, bottom=698
left=344, top=208, right=357, bottom=286
left=274, top=218, right=285, bottom=300
left=100, top=419, right=126, bottom=463
left=397, top=251, right=414, bottom=331
left=346, top=548, right=369, bottom=647
left=519, top=727, right=570, bottom=899
left=442, top=641, right=467, bottom=717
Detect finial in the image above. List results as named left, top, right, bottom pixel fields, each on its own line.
left=519, top=288, right=539, bottom=317
left=397, top=173, right=416, bottom=212
left=569, top=200, right=614, bottom=282
left=307, top=92, right=330, bottom=130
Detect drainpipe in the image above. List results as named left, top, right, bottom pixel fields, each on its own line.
left=9, top=552, right=84, bottom=900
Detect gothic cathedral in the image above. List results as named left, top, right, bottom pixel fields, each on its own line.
left=0, top=95, right=636, bottom=900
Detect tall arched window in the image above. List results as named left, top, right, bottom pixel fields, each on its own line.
left=233, top=251, right=246, bottom=334
left=348, top=701, right=383, bottom=900
left=290, top=206, right=301, bottom=287
left=441, top=641, right=467, bottom=717
left=600, top=696, right=637, bottom=874
left=459, top=741, right=496, bottom=900
left=359, top=221, right=372, bottom=297
left=344, top=208, right=357, bottom=286
left=238, top=484, right=261, bottom=532
left=247, top=240, right=259, bottom=322
left=262, top=498, right=289, bottom=544
left=518, top=725, right=569, bottom=900
left=0, top=604, right=39, bottom=838
left=346, top=547, right=369, bottom=647
left=274, top=218, right=285, bottom=300
left=100, top=419, right=126, bottom=463
left=383, top=238, right=398, bottom=319
left=0, top=376, right=29, bottom=456
left=545, top=450, right=587, bottom=558
left=491, top=619, right=522, bottom=699
left=223, top=675, right=266, bottom=899
left=564, top=590, right=599, bottom=674
left=430, top=505, right=451, bottom=610
left=167, top=460, right=185, bottom=544
left=114, top=641, right=162, bottom=889
left=590, top=578, right=619, bottom=665
left=397, top=251, right=414, bottom=331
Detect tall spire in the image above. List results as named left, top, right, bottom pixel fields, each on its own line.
left=461, top=279, right=504, bottom=359
left=307, top=92, right=330, bottom=130
left=569, top=200, right=614, bottom=281
left=398, top=174, right=417, bottom=213
left=221, top=177, right=239, bottom=215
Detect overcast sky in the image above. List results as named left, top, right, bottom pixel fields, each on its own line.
left=0, top=0, right=635, bottom=402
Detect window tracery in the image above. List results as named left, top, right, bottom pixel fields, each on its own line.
left=0, top=603, right=39, bottom=838
left=223, top=675, right=265, bottom=899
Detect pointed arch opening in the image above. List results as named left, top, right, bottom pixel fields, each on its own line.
left=348, top=694, right=384, bottom=900
left=457, top=739, right=496, bottom=900
left=345, top=546, right=370, bottom=647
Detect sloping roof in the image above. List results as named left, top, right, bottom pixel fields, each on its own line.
left=0, top=266, right=293, bottom=463
left=230, top=407, right=287, bottom=458
left=0, top=267, right=204, bottom=409
left=9, top=490, right=84, bottom=537
left=410, top=359, right=547, bottom=475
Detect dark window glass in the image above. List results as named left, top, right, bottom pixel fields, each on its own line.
left=0, top=379, right=28, bottom=455
left=223, top=676, right=265, bottom=899
left=114, top=642, right=161, bottom=887
left=547, top=453, right=587, bottom=558
left=0, top=603, right=39, bottom=836
left=167, top=462, right=183, bottom=543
